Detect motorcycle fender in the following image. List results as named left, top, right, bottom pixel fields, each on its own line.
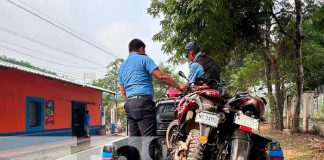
left=199, top=124, right=211, bottom=141
left=230, top=129, right=252, bottom=160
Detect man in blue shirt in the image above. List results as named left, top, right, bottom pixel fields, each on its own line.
left=184, top=42, right=220, bottom=84
left=84, top=110, right=90, bottom=138
left=118, top=39, right=185, bottom=159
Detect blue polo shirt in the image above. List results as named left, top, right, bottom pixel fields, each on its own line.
left=188, top=52, right=204, bottom=83
left=84, top=114, right=90, bottom=126
left=188, top=62, right=204, bottom=83
left=118, top=52, right=158, bottom=97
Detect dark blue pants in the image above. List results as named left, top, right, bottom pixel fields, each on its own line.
left=125, top=98, right=156, bottom=159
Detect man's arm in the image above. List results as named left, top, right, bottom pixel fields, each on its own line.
left=152, top=68, right=186, bottom=91
left=119, top=85, right=127, bottom=101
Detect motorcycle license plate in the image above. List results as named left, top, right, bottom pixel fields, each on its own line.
left=234, top=113, right=259, bottom=130
left=195, top=111, right=220, bottom=127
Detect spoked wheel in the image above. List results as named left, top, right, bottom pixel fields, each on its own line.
left=166, top=119, right=179, bottom=149
left=166, top=120, right=181, bottom=159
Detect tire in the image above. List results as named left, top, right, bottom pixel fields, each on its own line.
left=187, top=129, right=204, bottom=160
left=155, top=137, right=163, bottom=160
left=250, top=147, right=267, bottom=160
left=166, top=119, right=179, bottom=149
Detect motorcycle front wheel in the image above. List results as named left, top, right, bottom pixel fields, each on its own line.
left=187, top=129, right=204, bottom=160
left=166, top=119, right=179, bottom=149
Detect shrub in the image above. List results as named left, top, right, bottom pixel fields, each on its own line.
left=312, top=112, right=324, bottom=122
left=310, top=124, right=321, bottom=135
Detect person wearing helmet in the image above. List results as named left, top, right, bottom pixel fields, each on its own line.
left=184, top=42, right=220, bottom=84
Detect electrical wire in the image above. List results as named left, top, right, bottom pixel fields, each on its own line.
left=0, top=26, right=108, bottom=68
left=0, top=43, right=107, bottom=69
left=7, top=0, right=122, bottom=59
left=17, top=0, right=119, bottom=58
left=0, top=39, right=106, bottom=70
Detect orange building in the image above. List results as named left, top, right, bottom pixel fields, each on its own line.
left=0, top=62, right=115, bottom=136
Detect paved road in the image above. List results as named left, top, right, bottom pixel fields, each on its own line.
left=58, top=136, right=169, bottom=160
left=57, top=137, right=127, bottom=160
left=0, top=135, right=126, bottom=160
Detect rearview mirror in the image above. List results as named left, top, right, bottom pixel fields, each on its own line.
left=178, top=71, right=189, bottom=82
left=178, top=71, right=187, bottom=79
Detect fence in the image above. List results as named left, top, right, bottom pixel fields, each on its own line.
left=284, top=85, right=324, bottom=135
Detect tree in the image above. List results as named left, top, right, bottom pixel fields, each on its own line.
left=292, top=0, right=304, bottom=132
left=148, top=0, right=265, bottom=67
left=292, top=1, right=324, bottom=131
left=302, top=4, right=324, bottom=90
left=226, top=54, right=265, bottom=93
left=92, top=59, right=124, bottom=124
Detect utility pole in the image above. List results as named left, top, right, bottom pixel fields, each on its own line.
left=114, top=62, right=118, bottom=124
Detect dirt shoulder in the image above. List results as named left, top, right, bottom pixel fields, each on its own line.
left=259, top=124, right=324, bottom=160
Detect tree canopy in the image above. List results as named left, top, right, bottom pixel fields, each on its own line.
left=148, top=0, right=266, bottom=68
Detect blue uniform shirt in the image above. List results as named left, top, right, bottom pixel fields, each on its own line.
left=188, top=62, right=204, bottom=83
left=84, top=114, right=90, bottom=126
left=118, top=52, right=158, bottom=97
left=188, top=52, right=204, bottom=83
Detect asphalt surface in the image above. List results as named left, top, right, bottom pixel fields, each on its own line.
left=57, top=136, right=127, bottom=160
left=0, top=134, right=126, bottom=160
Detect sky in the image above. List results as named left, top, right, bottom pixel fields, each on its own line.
left=0, top=0, right=188, bottom=82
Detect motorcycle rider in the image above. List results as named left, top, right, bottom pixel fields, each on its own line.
left=184, top=42, right=221, bottom=85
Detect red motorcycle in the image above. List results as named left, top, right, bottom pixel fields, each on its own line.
left=166, top=71, right=225, bottom=159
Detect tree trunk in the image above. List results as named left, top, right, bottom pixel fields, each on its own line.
left=292, top=0, right=303, bottom=132
left=265, top=58, right=278, bottom=129
left=286, top=95, right=293, bottom=129
left=264, top=15, right=278, bottom=129
left=272, top=58, right=284, bottom=130
left=281, top=78, right=286, bottom=128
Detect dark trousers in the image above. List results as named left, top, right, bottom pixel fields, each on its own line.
left=125, top=98, right=157, bottom=160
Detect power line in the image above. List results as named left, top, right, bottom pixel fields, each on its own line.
left=0, top=39, right=106, bottom=70
left=0, top=43, right=107, bottom=69
left=16, top=0, right=119, bottom=57
left=7, top=0, right=121, bottom=59
left=0, top=26, right=107, bottom=68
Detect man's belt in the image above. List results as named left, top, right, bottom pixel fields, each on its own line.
left=127, top=95, right=153, bottom=100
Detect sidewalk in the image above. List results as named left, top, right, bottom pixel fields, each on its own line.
left=0, top=132, right=126, bottom=160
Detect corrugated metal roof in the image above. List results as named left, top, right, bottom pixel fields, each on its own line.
left=0, top=61, right=116, bottom=95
